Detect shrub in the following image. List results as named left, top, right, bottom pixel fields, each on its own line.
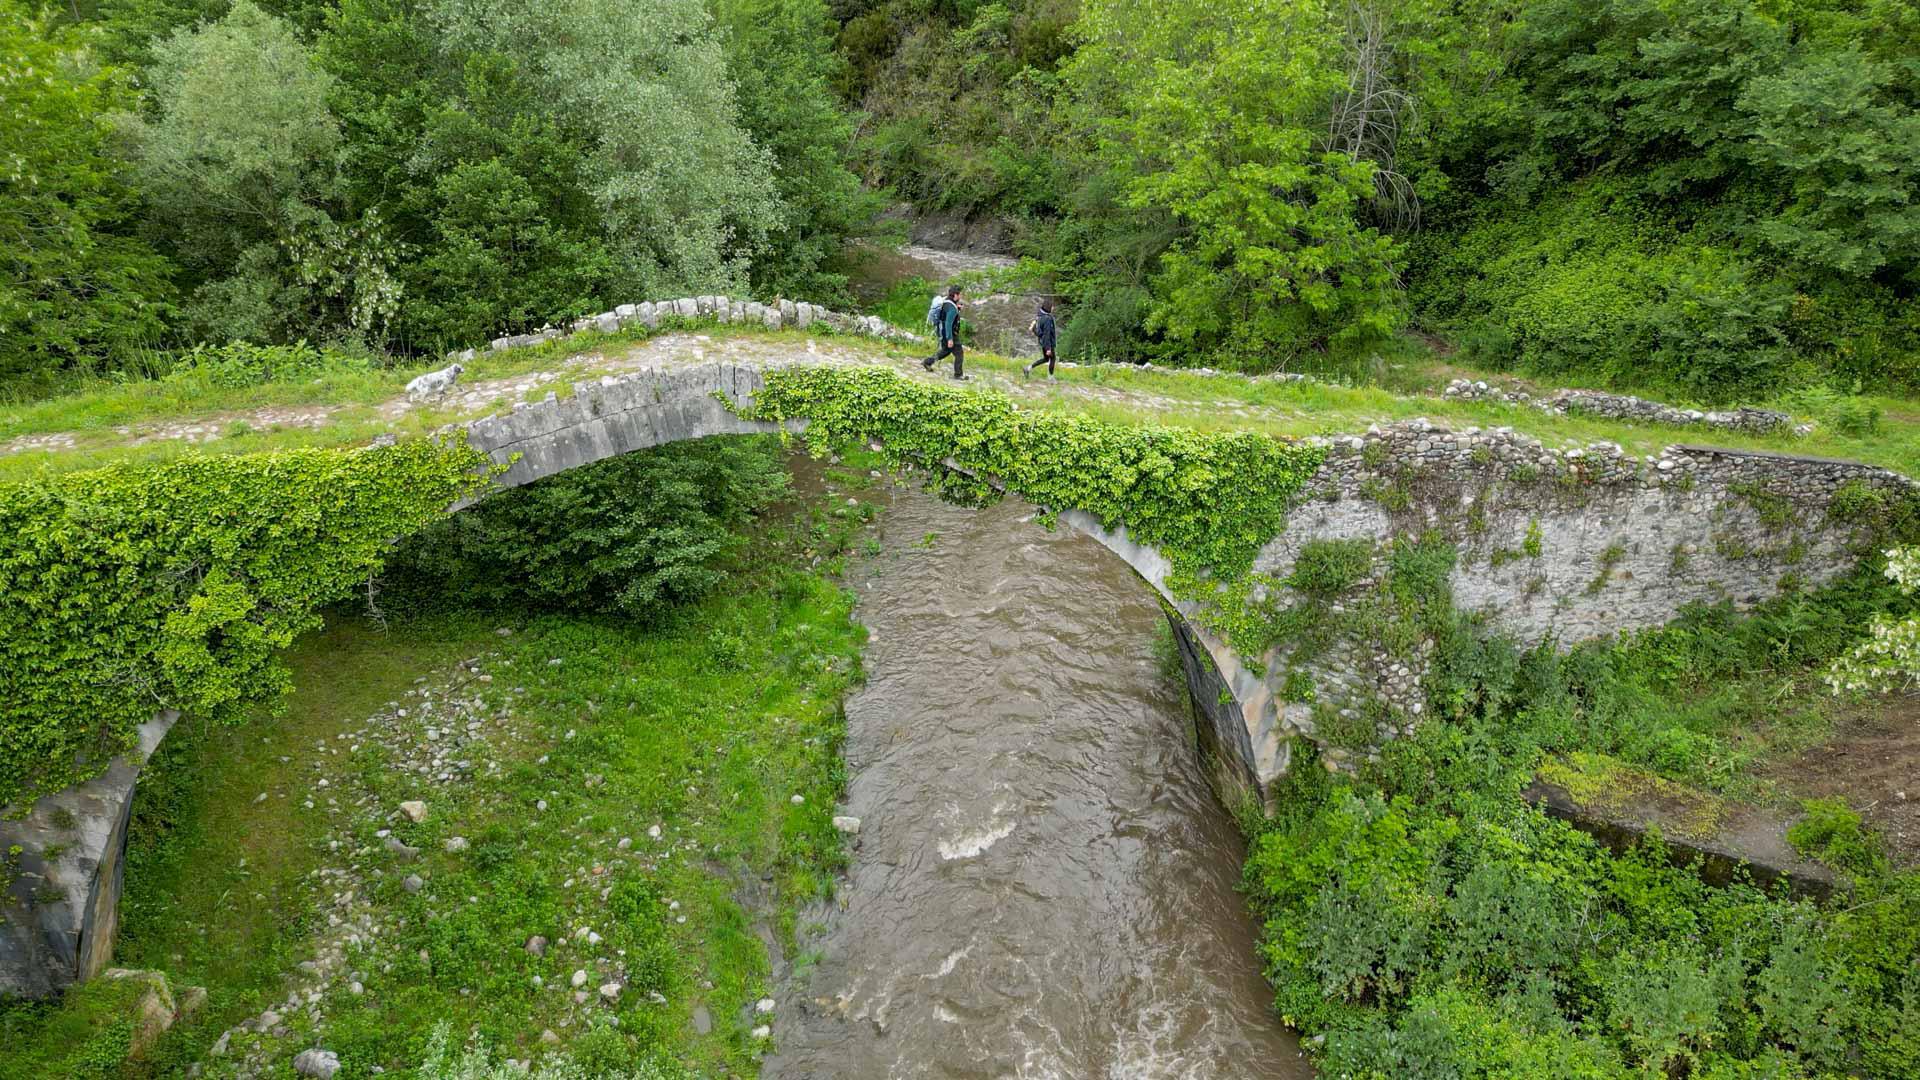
left=1288, top=539, right=1374, bottom=596
left=383, top=437, right=790, bottom=620
left=1779, top=384, right=1882, bottom=438
left=1787, top=797, right=1887, bottom=879
left=163, top=340, right=370, bottom=388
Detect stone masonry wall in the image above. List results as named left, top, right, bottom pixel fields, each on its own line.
left=1220, top=421, right=1914, bottom=788
left=0, top=713, right=177, bottom=998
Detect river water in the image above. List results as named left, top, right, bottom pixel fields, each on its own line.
left=846, top=242, right=1044, bottom=359
left=765, top=476, right=1312, bottom=1079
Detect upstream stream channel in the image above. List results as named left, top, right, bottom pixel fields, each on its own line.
left=765, top=465, right=1313, bottom=1079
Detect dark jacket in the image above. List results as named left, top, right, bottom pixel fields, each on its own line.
left=933, top=298, right=960, bottom=343
left=1033, top=309, right=1056, bottom=352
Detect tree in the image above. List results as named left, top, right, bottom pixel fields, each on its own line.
left=0, top=3, right=174, bottom=382
left=710, top=0, right=874, bottom=302
left=428, top=0, right=781, bottom=296
left=1066, top=0, right=1404, bottom=367
left=137, top=0, right=403, bottom=345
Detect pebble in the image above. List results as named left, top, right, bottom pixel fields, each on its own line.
left=616, top=837, right=632, bottom=851
left=756, top=997, right=776, bottom=1014
left=525, top=935, right=548, bottom=957
left=399, top=800, right=427, bottom=823
left=832, top=815, right=862, bottom=834
left=444, top=836, right=469, bottom=853
left=599, top=982, right=622, bottom=1001
left=403, top=874, right=424, bottom=894
left=752, top=1025, right=771, bottom=1039
left=536, top=799, right=548, bottom=811
left=571, top=969, right=589, bottom=988
left=790, top=794, right=805, bottom=805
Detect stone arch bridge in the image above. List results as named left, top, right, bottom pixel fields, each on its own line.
left=6, top=358, right=1914, bottom=997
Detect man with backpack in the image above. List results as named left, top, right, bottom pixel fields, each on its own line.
left=1024, top=298, right=1057, bottom=379
left=921, top=285, right=965, bottom=379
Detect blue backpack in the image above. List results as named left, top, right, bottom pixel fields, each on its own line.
left=927, top=294, right=951, bottom=331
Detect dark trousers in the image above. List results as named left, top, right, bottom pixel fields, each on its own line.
left=1027, top=349, right=1055, bottom=375
left=923, top=340, right=964, bottom=376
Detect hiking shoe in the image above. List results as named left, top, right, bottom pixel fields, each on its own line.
left=920, top=358, right=934, bottom=371
left=950, top=373, right=969, bottom=381
left=1023, top=365, right=1032, bottom=379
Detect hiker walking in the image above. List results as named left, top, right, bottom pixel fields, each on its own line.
left=921, top=285, right=966, bottom=379
left=1024, top=299, right=1058, bottom=379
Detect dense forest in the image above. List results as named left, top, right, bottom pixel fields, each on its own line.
left=5, top=0, right=1917, bottom=395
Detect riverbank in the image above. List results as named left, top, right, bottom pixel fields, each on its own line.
left=1239, top=562, right=1920, bottom=1077
left=0, top=449, right=883, bottom=1078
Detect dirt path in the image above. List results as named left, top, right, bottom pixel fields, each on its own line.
left=1762, top=697, right=1920, bottom=869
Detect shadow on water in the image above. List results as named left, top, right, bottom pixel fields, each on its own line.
left=766, top=467, right=1313, bottom=1079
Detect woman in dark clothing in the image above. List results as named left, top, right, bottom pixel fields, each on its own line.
left=1024, top=299, right=1058, bottom=378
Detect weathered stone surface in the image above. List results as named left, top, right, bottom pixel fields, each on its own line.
left=293, top=1047, right=341, bottom=1079
left=102, top=967, right=176, bottom=1056
left=1524, top=776, right=1838, bottom=899
left=0, top=711, right=177, bottom=999
left=1443, top=379, right=1808, bottom=436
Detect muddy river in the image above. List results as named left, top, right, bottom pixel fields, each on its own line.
left=765, top=476, right=1312, bottom=1079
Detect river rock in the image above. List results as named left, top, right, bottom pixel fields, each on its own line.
left=102, top=969, right=175, bottom=1057
left=402, top=874, right=423, bottom=894
left=293, top=1048, right=341, bottom=1079
left=599, top=981, right=621, bottom=1001
left=571, top=969, right=588, bottom=988
left=832, top=816, right=862, bottom=834
left=525, top=935, right=547, bottom=957
left=444, top=836, right=469, bottom=853
left=399, top=800, right=427, bottom=822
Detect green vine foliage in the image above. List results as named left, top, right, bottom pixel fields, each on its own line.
left=742, top=366, right=1326, bottom=585
left=0, top=441, right=487, bottom=807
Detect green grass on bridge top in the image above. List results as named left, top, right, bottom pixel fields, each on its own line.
left=2, top=321, right=1915, bottom=483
